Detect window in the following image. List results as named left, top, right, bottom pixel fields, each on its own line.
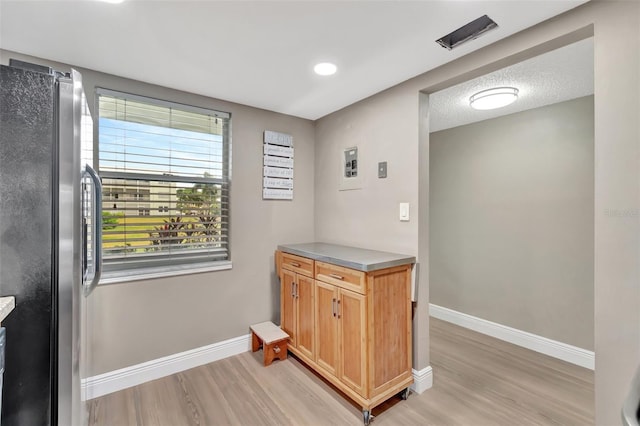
left=96, top=89, right=230, bottom=273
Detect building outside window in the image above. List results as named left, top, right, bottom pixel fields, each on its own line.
left=96, top=89, right=231, bottom=272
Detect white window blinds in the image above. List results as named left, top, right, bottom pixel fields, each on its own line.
left=96, top=89, right=230, bottom=270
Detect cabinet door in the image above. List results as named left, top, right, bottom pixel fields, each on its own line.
left=281, top=269, right=297, bottom=347
left=315, top=281, right=338, bottom=375
left=296, top=275, right=315, bottom=360
left=338, top=288, right=367, bottom=397
left=369, top=266, right=413, bottom=395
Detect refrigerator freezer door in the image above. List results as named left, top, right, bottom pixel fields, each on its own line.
left=0, top=65, right=56, bottom=425
left=0, top=63, right=90, bottom=426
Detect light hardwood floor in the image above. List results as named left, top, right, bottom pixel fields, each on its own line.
left=88, top=318, right=594, bottom=425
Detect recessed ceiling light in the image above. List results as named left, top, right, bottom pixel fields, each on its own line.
left=314, top=62, right=337, bottom=76
left=469, top=87, right=519, bottom=110
left=99, top=0, right=125, bottom=4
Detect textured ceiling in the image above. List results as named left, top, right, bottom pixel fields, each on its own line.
left=429, top=38, right=594, bottom=133
left=0, top=0, right=587, bottom=120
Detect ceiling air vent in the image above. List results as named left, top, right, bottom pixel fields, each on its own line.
left=436, top=15, right=498, bottom=50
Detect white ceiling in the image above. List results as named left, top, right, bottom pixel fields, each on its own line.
left=0, top=0, right=588, bottom=120
left=429, top=37, right=594, bottom=132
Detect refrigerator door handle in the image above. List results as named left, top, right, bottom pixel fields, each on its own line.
left=83, top=164, right=103, bottom=296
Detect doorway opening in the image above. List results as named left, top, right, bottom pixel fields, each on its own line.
left=425, top=36, right=595, bottom=421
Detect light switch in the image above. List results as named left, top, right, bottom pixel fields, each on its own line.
left=399, top=202, right=410, bottom=221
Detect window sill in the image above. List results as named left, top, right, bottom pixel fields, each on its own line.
left=98, top=261, right=232, bottom=285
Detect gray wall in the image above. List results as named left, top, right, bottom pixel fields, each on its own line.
left=314, top=90, right=419, bottom=257
left=314, top=74, right=423, bottom=367
left=0, top=50, right=316, bottom=375
left=430, top=96, right=594, bottom=350
left=315, top=2, right=639, bottom=423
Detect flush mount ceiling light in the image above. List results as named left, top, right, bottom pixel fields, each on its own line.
left=314, top=62, right=337, bottom=76
left=469, top=87, right=519, bottom=110
left=99, top=0, right=125, bottom=3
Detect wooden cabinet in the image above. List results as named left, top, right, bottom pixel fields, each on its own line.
left=277, top=248, right=413, bottom=424
left=280, top=254, right=315, bottom=361
left=296, top=275, right=314, bottom=359
left=336, top=287, right=367, bottom=396
left=315, top=280, right=338, bottom=375
left=315, top=280, right=367, bottom=395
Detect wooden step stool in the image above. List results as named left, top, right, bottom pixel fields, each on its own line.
left=250, top=321, right=290, bottom=366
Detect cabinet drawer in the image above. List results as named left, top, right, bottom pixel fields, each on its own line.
left=281, top=253, right=314, bottom=276
left=315, top=261, right=366, bottom=294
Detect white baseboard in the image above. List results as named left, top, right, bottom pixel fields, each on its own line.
left=83, top=334, right=251, bottom=399
left=411, top=366, right=433, bottom=394
left=429, top=304, right=595, bottom=370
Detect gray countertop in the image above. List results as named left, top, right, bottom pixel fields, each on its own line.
left=278, top=242, right=415, bottom=272
left=0, top=296, right=15, bottom=323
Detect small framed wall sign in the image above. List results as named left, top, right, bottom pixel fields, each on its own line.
left=263, top=130, right=293, bottom=200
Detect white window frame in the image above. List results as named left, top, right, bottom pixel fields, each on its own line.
left=95, top=88, right=232, bottom=282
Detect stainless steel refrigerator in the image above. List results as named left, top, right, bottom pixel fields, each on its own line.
left=0, top=60, right=102, bottom=425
